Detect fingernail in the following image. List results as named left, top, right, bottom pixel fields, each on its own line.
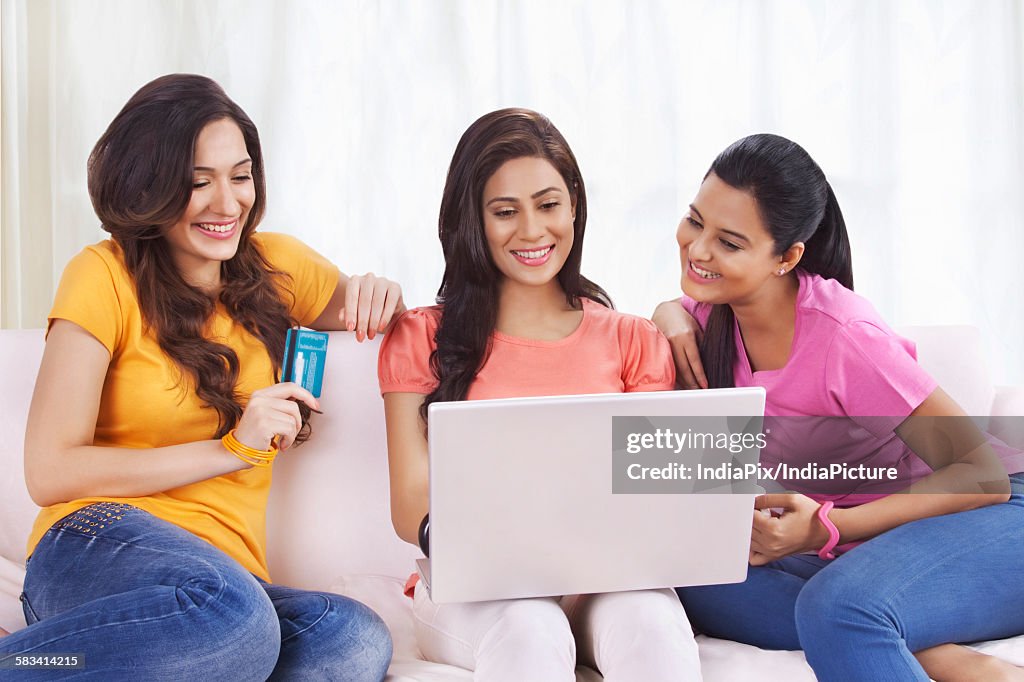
left=347, top=321, right=355, bottom=332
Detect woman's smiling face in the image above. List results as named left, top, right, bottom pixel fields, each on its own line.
left=482, top=156, right=575, bottom=291
left=677, top=172, right=793, bottom=306
left=162, top=118, right=255, bottom=288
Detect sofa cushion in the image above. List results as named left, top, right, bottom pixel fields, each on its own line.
left=0, top=556, right=26, bottom=633
left=897, top=325, right=994, bottom=418
left=0, top=331, right=44, bottom=567
left=265, top=335, right=422, bottom=586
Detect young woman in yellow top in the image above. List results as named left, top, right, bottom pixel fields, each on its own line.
left=0, top=74, right=402, bottom=681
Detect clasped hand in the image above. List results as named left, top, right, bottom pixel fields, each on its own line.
left=749, top=493, right=832, bottom=565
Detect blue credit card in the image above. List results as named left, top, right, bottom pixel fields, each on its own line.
left=281, top=327, right=329, bottom=398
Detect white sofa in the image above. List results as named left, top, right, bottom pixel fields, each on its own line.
left=2, top=326, right=1023, bottom=680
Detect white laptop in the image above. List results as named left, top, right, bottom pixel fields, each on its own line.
left=418, top=388, right=767, bottom=603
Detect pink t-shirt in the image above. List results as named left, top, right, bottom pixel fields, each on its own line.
left=379, top=297, right=675, bottom=398
left=682, top=270, right=1024, bottom=506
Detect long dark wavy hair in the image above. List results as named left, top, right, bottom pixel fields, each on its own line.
left=88, top=73, right=307, bottom=440
left=697, top=133, right=854, bottom=389
left=421, top=108, right=611, bottom=418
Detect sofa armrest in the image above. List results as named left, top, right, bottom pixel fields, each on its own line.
left=990, top=385, right=1024, bottom=450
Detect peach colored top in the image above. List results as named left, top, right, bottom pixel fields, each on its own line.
left=379, top=298, right=675, bottom=399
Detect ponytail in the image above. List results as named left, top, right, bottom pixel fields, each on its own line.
left=700, top=304, right=738, bottom=389
left=799, top=183, right=853, bottom=290
left=693, top=134, right=854, bottom=388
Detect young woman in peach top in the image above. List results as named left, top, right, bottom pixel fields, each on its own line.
left=379, top=108, right=702, bottom=681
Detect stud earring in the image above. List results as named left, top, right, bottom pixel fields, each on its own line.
left=777, top=268, right=786, bottom=275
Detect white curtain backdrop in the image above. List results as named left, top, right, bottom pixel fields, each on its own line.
left=3, top=0, right=1023, bottom=383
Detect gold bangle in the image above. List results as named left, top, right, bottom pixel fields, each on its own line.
left=231, top=450, right=272, bottom=467
left=225, top=429, right=278, bottom=456
left=222, top=429, right=278, bottom=467
left=225, top=430, right=278, bottom=458
left=221, top=442, right=272, bottom=467
left=225, top=431, right=278, bottom=459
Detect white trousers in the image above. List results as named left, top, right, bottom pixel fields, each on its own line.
left=413, top=584, right=702, bottom=682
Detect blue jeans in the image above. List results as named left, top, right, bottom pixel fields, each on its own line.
left=677, top=473, right=1024, bottom=681
left=0, top=503, right=392, bottom=681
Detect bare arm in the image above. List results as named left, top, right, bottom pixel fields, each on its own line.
left=651, top=298, right=707, bottom=390
left=382, top=391, right=430, bottom=546
left=750, top=386, right=1011, bottom=563
left=829, top=386, right=1011, bottom=542
left=24, top=320, right=319, bottom=508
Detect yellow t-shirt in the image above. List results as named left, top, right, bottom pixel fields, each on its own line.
left=26, top=232, right=340, bottom=581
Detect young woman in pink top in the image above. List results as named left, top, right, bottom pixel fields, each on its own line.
left=378, top=109, right=702, bottom=681
left=654, top=134, right=1024, bottom=681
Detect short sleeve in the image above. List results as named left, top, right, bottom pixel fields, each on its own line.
left=378, top=307, right=442, bottom=395
left=254, top=232, right=341, bottom=326
left=621, top=317, right=676, bottom=392
left=48, top=246, right=123, bottom=355
left=825, top=321, right=938, bottom=437
left=680, top=296, right=712, bottom=330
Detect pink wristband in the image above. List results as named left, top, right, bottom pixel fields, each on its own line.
left=816, top=501, right=841, bottom=560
